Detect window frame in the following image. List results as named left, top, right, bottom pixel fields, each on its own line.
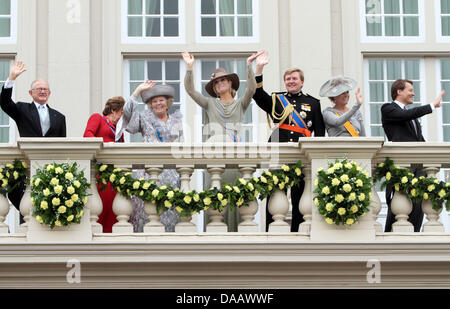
left=359, top=0, right=425, bottom=43
left=121, top=0, right=186, bottom=44
left=363, top=57, right=427, bottom=139
left=195, top=0, right=259, bottom=43
left=122, top=58, right=187, bottom=143
left=436, top=0, right=450, bottom=42
left=0, top=0, right=17, bottom=44
left=436, top=58, right=450, bottom=142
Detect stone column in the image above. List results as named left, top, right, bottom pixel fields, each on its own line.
left=144, top=166, right=165, bottom=233
left=238, top=165, right=258, bottom=232
left=422, top=165, right=444, bottom=232
left=370, top=164, right=383, bottom=233
left=267, top=164, right=290, bottom=233
left=88, top=161, right=103, bottom=234
left=0, top=193, right=10, bottom=233
left=206, top=165, right=227, bottom=233
left=175, top=166, right=196, bottom=233
left=298, top=163, right=312, bottom=234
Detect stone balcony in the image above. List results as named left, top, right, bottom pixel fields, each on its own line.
left=0, top=138, right=449, bottom=289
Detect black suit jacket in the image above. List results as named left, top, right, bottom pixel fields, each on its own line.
left=0, top=86, right=66, bottom=137
left=381, top=102, right=431, bottom=142
left=253, top=75, right=326, bottom=142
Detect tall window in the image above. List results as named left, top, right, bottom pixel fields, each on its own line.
left=125, top=59, right=183, bottom=142
left=197, top=0, right=258, bottom=43
left=197, top=58, right=256, bottom=142
left=0, top=0, right=16, bottom=44
left=437, top=0, right=450, bottom=41
left=0, top=60, right=12, bottom=142
left=365, top=58, right=424, bottom=137
left=123, top=0, right=184, bottom=43
left=360, top=0, right=424, bottom=42
left=440, top=59, right=450, bottom=141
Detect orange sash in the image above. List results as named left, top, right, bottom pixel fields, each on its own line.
left=335, top=112, right=359, bottom=137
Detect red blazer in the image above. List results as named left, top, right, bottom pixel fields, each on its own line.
left=83, top=113, right=123, bottom=142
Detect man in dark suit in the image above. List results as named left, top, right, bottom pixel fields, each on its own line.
left=0, top=61, right=67, bottom=221
left=381, top=79, right=444, bottom=232
left=252, top=51, right=326, bottom=232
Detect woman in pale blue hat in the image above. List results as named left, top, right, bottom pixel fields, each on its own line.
left=121, top=81, right=183, bottom=232
left=319, top=76, right=366, bottom=137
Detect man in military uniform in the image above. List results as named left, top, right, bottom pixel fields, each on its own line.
left=252, top=51, right=325, bottom=232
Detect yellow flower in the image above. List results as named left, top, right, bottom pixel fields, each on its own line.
left=317, top=167, right=324, bottom=172
left=260, top=176, right=267, bottom=183
left=268, top=185, right=273, bottom=191
left=282, top=165, right=290, bottom=172
left=43, top=188, right=51, bottom=196
left=225, top=185, right=233, bottom=191
left=217, top=193, right=223, bottom=201
left=76, top=210, right=84, bottom=218
left=54, top=185, right=63, bottom=195
left=346, top=218, right=355, bottom=225
left=411, top=189, right=417, bottom=197
left=314, top=179, right=319, bottom=187
left=46, top=164, right=54, bottom=171
left=21, top=161, right=27, bottom=168
left=164, top=200, right=172, bottom=208
left=236, top=198, right=244, bottom=206
left=66, top=186, right=75, bottom=195
left=1, top=179, right=7, bottom=187
left=325, top=203, right=334, bottom=211
left=36, top=216, right=43, bottom=224
left=343, top=184, right=352, bottom=193
left=30, top=197, right=35, bottom=206
left=34, top=178, right=41, bottom=186
left=13, top=171, right=18, bottom=180
left=322, top=186, right=330, bottom=195
left=427, top=185, right=435, bottom=192
left=331, top=178, right=340, bottom=186
left=203, top=197, right=211, bottom=206
left=175, top=206, right=183, bottom=213
left=50, top=178, right=59, bottom=186
left=109, top=174, right=116, bottom=182
left=55, top=221, right=62, bottom=227
left=114, top=168, right=123, bottom=173
left=337, top=207, right=346, bottom=215
left=52, top=198, right=60, bottom=206
left=439, top=189, right=446, bottom=198
left=99, top=165, right=107, bottom=172
left=133, top=181, right=140, bottom=189
left=119, top=177, right=126, bottom=185
left=345, top=163, right=353, bottom=169
left=386, top=172, right=391, bottom=181
left=401, top=176, right=408, bottom=184
left=193, top=194, right=200, bottom=202
left=40, top=201, right=48, bottom=210
left=183, top=195, right=192, bottom=204
left=221, top=199, right=228, bottom=207
left=160, top=185, right=167, bottom=190
left=314, top=198, right=319, bottom=206
left=247, top=183, right=254, bottom=191
left=340, top=174, right=349, bottom=182
left=71, top=194, right=79, bottom=202
left=273, top=175, right=279, bottom=184
left=279, top=182, right=285, bottom=190
left=152, top=189, right=159, bottom=197
left=57, top=206, right=67, bottom=214
left=67, top=215, right=74, bottom=222
left=65, top=172, right=74, bottom=180
left=55, top=167, right=63, bottom=174
left=142, top=182, right=150, bottom=190
left=233, top=186, right=240, bottom=193
left=139, top=190, right=144, bottom=196
left=446, top=183, right=450, bottom=187
left=65, top=200, right=74, bottom=207
left=82, top=197, right=88, bottom=205
left=333, top=163, right=343, bottom=169
left=265, top=171, right=272, bottom=177
left=325, top=218, right=334, bottom=225
left=74, top=180, right=81, bottom=188
left=239, top=178, right=247, bottom=185
left=350, top=205, right=359, bottom=213
left=349, top=193, right=356, bottom=201
left=395, top=184, right=400, bottom=192
left=327, top=167, right=335, bottom=174
left=335, top=194, right=344, bottom=203
left=295, top=168, right=301, bottom=176
left=411, top=178, right=418, bottom=185
left=378, top=163, right=384, bottom=168
left=358, top=193, right=366, bottom=201
left=356, top=179, right=363, bottom=187
left=423, top=193, right=429, bottom=200
left=167, top=191, right=174, bottom=199
left=254, top=190, right=259, bottom=197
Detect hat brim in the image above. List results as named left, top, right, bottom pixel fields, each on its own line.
left=141, top=84, right=175, bottom=110
left=319, top=77, right=357, bottom=97
left=205, top=73, right=240, bottom=98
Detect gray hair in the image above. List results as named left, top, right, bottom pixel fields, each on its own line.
left=30, top=79, right=50, bottom=91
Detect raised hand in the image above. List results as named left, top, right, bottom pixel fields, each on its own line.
left=255, top=50, right=269, bottom=75
left=432, top=90, right=445, bottom=108
left=355, top=88, right=363, bottom=105
left=247, top=50, right=265, bottom=65
left=182, top=51, right=195, bottom=70
left=133, top=80, right=155, bottom=97
left=9, top=61, right=26, bottom=81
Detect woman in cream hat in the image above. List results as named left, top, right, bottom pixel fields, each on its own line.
left=121, top=81, right=183, bottom=232
left=182, top=50, right=262, bottom=142
left=319, top=76, right=366, bottom=137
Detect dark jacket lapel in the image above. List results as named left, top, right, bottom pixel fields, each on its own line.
left=29, top=103, right=43, bottom=136
left=45, top=105, right=57, bottom=137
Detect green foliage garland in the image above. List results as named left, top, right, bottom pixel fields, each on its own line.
left=313, top=159, right=372, bottom=226
left=96, top=160, right=304, bottom=218
left=31, top=162, right=90, bottom=229
left=0, top=159, right=29, bottom=196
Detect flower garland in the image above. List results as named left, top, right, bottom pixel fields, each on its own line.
left=0, top=159, right=29, bottom=196
left=96, top=160, right=304, bottom=218
left=373, top=158, right=450, bottom=211
left=313, top=159, right=372, bottom=226
left=31, top=162, right=90, bottom=229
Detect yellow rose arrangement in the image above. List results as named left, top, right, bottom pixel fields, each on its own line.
left=96, top=160, right=304, bottom=218
left=0, top=159, right=29, bottom=197
left=314, top=159, right=372, bottom=226
left=31, top=162, right=90, bottom=229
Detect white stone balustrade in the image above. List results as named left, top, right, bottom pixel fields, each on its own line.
left=206, top=165, right=227, bottom=233
left=238, top=165, right=258, bottom=233
left=175, top=165, right=196, bottom=233
left=298, top=164, right=312, bottom=234
left=144, top=166, right=165, bottom=233
left=267, top=163, right=290, bottom=233
left=422, top=165, right=444, bottom=232
left=89, top=161, right=103, bottom=234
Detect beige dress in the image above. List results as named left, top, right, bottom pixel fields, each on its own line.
left=184, top=64, right=256, bottom=231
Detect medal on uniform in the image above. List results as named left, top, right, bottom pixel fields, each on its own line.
left=300, top=111, right=307, bottom=119
left=301, top=104, right=311, bottom=112
left=307, top=121, right=312, bottom=128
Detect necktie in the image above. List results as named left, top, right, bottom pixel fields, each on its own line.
left=38, top=105, right=50, bottom=136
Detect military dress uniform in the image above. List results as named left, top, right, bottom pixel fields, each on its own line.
left=253, top=74, right=326, bottom=232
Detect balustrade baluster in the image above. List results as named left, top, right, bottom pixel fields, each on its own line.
left=267, top=164, right=290, bottom=233
left=206, top=165, right=227, bottom=233
left=391, top=164, right=414, bottom=232
left=112, top=167, right=134, bottom=233
left=371, top=163, right=383, bottom=233
left=175, top=166, right=196, bottom=233
left=144, top=166, right=165, bottom=233
left=238, top=165, right=258, bottom=233
left=0, top=193, right=9, bottom=233
left=298, top=164, right=312, bottom=234
left=89, top=161, right=103, bottom=234
left=422, top=165, right=444, bottom=232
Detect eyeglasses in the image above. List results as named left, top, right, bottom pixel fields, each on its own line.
left=32, top=88, right=49, bottom=92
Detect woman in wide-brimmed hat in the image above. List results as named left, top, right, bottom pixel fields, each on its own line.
left=121, top=81, right=183, bottom=232
left=319, top=76, right=366, bottom=137
left=182, top=50, right=262, bottom=142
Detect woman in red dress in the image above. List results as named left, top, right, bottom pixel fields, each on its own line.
left=83, top=96, right=125, bottom=232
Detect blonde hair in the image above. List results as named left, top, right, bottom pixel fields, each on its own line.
left=283, top=68, right=304, bottom=81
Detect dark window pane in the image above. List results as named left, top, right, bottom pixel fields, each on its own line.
left=202, top=61, right=216, bottom=80
left=0, top=110, right=8, bottom=126
left=164, top=18, right=178, bottom=36
left=0, top=0, right=10, bottom=15
left=385, top=16, right=401, bottom=36
left=443, top=0, right=450, bottom=14
left=0, top=127, right=8, bottom=142
left=164, top=0, right=178, bottom=14
left=403, top=0, right=418, bottom=14
left=366, top=18, right=382, bottom=36
left=219, top=0, right=234, bottom=14
left=238, top=0, right=252, bottom=14
left=442, top=16, right=450, bottom=36
left=369, top=60, right=384, bottom=80
left=238, top=17, right=252, bottom=36
left=442, top=104, right=450, bottom=123
left=443, top=126, right=450, bottom=142
left=128, top=17, right=143, bottom=36
left=220, top=17, right=234, bottom=36
left=130, top=60, right=145, bottom=80
left=167, top=82, right=180, bottom=102
left=371, top=126, right=385, bottom=137
left=404, top=17, right=419, bottom=36
left=129, top=0, right=143, bottom=14
left=201, top=0, right=216, bottom=14
left=442, top=82, right=450, bottom=101
left=370, top=104, right=383, bottom=124
left=366, top=0, right=381, bottom=14
left=384, top=0, right=400, bottom=14
left=165, top=61, right=180, bottom=80
left=146, top=0, right=160, bottom=14
left=147, top=61, right=163, bottom=80
left=146, top=17, right=161, bottom=36
left=201, top=18, right=216, bottom=36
